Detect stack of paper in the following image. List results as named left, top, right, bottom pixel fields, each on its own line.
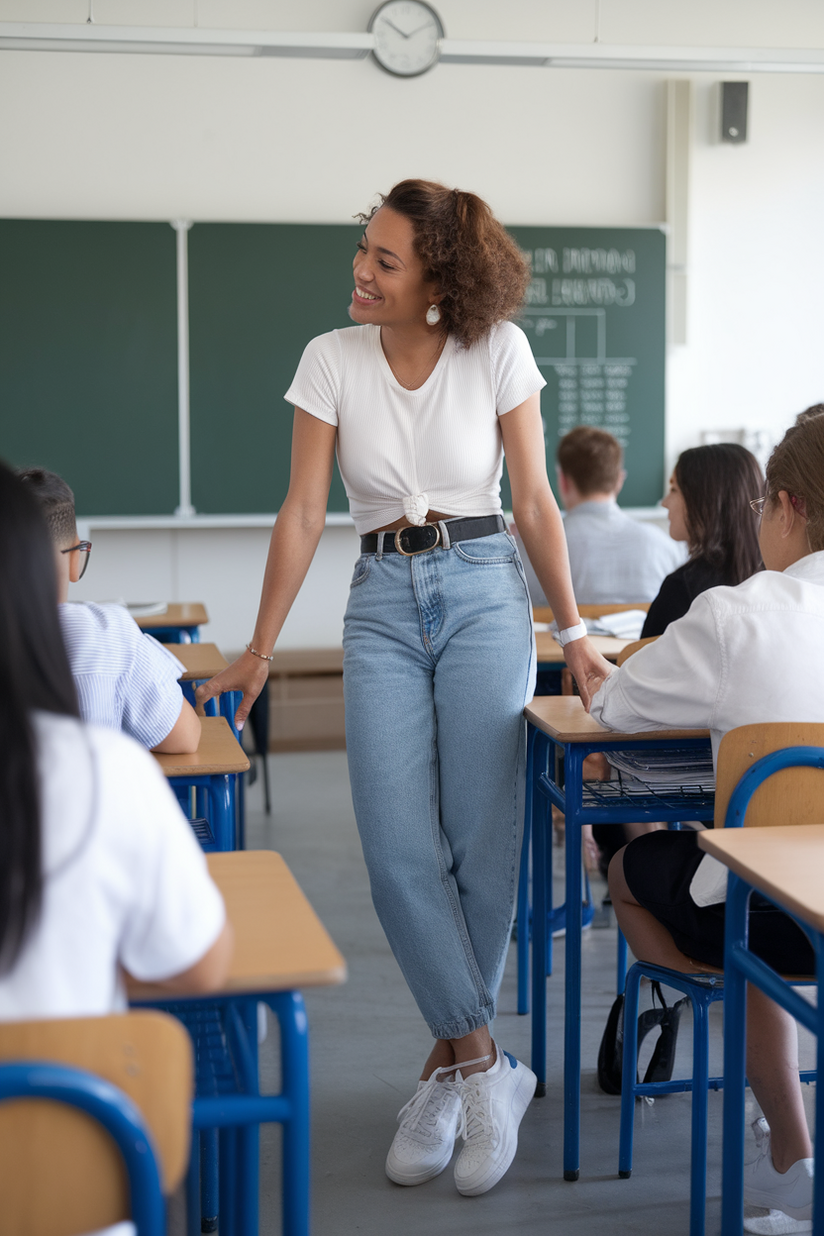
left=604, top=748, right=716, bottom=794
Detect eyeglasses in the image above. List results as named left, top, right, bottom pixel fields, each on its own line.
left=749, top=497, right=766, bottom=516
left=60, top=540, right=93, bottom=580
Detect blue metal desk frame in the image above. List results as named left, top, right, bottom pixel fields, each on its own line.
left=524, top=703, right=713, bottom=1181
left=135, top=989, right=310, bottom=1236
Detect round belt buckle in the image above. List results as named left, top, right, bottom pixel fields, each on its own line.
left=394, top=523, right=441, bottom=556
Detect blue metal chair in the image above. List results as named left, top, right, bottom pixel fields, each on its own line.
left=0, top=1010, right=192, bottom=1236
left=617, top=725, right=824, bottom=1236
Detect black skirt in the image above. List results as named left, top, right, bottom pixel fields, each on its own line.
left=622, top=829, right=815, bottom=975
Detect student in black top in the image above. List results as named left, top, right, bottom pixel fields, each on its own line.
left=641, top=443, right=765, bottom=637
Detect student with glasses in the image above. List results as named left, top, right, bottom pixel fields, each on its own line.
left=18, top=467, right=201, bottom=754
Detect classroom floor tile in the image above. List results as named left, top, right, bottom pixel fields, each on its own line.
left=171, top=751, right=817, bottom=1236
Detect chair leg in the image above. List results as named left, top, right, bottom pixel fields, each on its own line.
left=618, top=965, right=643, bottom=1178
left=616, top=930, right=628, bottom=996
left=219, top=1127, right=238, bottom=1236
left=186, top=1132, right=200, bottom=1236
left=200, top=1128, right=219, bottom=1232
left=273, top=991, right=311, bottom=1236
left=689, top=994, right=712, bottom=1236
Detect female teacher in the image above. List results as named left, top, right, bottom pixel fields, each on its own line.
left=199, top=180, right=611, bottom=1196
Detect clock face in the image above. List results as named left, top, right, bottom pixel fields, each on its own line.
left=368, top=0, right=444, bottom=78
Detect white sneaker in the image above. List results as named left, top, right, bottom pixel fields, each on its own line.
left=385, top=1068, right=461, bottom=1186
left=743, top=1116, right=813, bottom=1222
left=452, top=1043, right=537, bottom=1196
left=744, top=1118, right=813, bottom=1233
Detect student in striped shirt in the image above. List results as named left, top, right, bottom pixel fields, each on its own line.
left=18, top=468, right=201, bottom=754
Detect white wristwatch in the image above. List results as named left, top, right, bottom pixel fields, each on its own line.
left=556, top=620, right=588, bottom=647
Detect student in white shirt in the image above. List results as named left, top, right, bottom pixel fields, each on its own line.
left=18, top=468, right=200, bottom=753
left=592, top=414, right=824, bottom=1229
left=0, top=460, right=233, bottom=1019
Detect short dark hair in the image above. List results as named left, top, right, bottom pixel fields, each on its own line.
left=358, top=179, right=530, bottom=348
left=16, top=468, right=76, bottom=546
left=556, top=426, right=623, bottom=495
left=674, top=443, right=764, bottom=585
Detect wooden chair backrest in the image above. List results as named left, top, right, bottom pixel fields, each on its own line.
left=0, top=1010, right=192, bottom=1236
left=532, top=601, right=651, bottom=625
left=714, top=723, right=824, bottom=829
left=615, top=635, right=659, bottom=667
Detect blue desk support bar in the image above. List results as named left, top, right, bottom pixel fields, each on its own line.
left=526, top=721, right=714, bottom=1182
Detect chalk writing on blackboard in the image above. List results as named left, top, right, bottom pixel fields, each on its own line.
left=517, top=244, right=640, bottom=450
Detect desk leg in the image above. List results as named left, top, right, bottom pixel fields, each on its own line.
left=721, top=874, right=749, bottom=1236
left=271, top=991, right=311, bottom=1236
left=531, top=734, right=550, bottom=1096
left=564, top=745, right=584, bottom=1182
left=210, top=775, right=235, bottom=852
left=517, top=726, right=538, bottom=1016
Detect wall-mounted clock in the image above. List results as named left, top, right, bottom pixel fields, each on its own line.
left=368, top=0, right=444, bottom=78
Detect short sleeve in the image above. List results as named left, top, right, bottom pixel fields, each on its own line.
left=489, top=321, right=546, bottom=416
left=117, top=623, right=187, bottom=750
left=111, top=744, right=226, bottom=981
left=284, top=332, right=341, bottom=427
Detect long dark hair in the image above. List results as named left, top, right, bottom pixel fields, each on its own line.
left=675, top=443, right=764, bottom=584
left=0, top=460, right=79, bottom=971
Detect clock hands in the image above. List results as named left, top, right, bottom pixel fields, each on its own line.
left=380, top=17, right=435, bottom=39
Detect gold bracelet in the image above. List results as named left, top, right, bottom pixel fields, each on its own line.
left=246, top=643, right=274, bottom=662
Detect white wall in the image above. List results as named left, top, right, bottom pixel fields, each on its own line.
left=3, top=0, right=823, bottom=647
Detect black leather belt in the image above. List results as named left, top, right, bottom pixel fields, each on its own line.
left=360, top=514, right=506, bottom=557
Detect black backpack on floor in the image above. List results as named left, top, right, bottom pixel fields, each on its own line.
left=597, top=981, right=688, bottom=1096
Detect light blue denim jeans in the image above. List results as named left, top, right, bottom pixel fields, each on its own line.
left=343, top=530, right=536, bottom=1040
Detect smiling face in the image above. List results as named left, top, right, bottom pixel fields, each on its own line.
left=661, top=472, right=689, bottom=543
left=350, top=206, right=440, bottom=331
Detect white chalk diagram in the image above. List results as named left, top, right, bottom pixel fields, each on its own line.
left=519, top=307, right=637, bottom=443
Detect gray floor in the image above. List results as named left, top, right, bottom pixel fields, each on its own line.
left=206, top=751, right=815, bottom=1235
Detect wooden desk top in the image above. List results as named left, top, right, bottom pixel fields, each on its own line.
left=130, top=851, right=347, bottom=999
left=135, top=602, right=208, bottom=631
left=153, top=716, right=249, bottom=777
left=699, top=824, right=824, bottom=934
left=524, top=694, right=710, bottom=745
left=534, top=632, right=632, bottom=664
left=164, top=642, right=229, bottom=681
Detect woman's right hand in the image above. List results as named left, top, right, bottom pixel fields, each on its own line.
left=195, top=648, right=271, bottom=731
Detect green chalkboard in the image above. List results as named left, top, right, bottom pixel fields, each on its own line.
left=509, top=226, right=666, bottom=509
left=0, top=220, right=179, bottom=515
left=0, top=220, right=665, bottom=516
left=188, top=223, right=358, bottom=514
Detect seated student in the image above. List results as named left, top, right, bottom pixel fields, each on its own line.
left=516, top=426, right=684, bottom=606
left=641, top=442, right=764, bottom=637
left=0, top=461, right=233, bottom=1022
left=591, top=414, right=824, bottom=1228
left=18, top=467, right=200, bottom=754
left=592, top=442, right=765, bottom=872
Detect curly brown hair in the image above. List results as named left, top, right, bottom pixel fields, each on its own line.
left=357, top=180, right=530, bottom=347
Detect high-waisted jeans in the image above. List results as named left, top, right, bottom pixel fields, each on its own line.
left=343, top=531, right=536, bottom=1040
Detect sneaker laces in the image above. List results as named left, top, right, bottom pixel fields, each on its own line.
left=456, top=1053, right=497, bottom=1148
left=395, top=1066, right=457, bottom=1137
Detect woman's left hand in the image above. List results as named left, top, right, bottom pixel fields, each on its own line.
left=562, top=637, right=614, bottom=711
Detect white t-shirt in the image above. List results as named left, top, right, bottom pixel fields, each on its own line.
left=0, top=713, right=226, bottom=1021
left=284, top=321, right=546, bottom=535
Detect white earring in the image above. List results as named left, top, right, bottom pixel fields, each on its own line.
left=425, top=304, right=441, bottom=326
